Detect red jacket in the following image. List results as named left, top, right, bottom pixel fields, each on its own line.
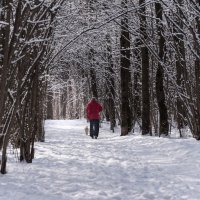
left=86, top=99, right=102, bottom=120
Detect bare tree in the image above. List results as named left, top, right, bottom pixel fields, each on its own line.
left=120, top=0, right=132, bottom=136
left=105, top=34, right=116, bottom=132
left=155, top=1, right=169, bottom=136
left=173, top=0, right=188, bottom=134
left=0, top=0, right=64, bottom=174
left=139, top=0, right=151, bottom=135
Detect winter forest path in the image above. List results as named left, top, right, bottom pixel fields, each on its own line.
left=1, top=119, right=200, bottom=200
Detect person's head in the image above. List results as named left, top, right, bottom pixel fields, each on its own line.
left=91, top=96, right=96, bottom=101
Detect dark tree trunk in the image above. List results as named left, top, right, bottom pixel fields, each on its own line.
left=47, top=90, right=53, bottom=119
left=106, top=34, right=116, bottom=132
left=37, top=91, right=45, bottom=142
left=0, top=0, right=4, bottom=70
left=67, top=82, right=73, bottom=119
left=193, top=0, right=200, bottom=139
left=133, top=38, right=141, bottom=127
left=1, top=0, right=22, bottom=174
left=0, top=0, right=11, bottom=124
left=155, top=2, right=169, bottom=135
left=90, top=68, right=98, bottom=99
left=120, top=0, right=132, bottom=136
left=139, top=0, right=150, bottom=135
left=173, top=0, right=187, bottom=131
left=61, top=89, right=67, bottom=119
left=89, top=49, right=98, bottom=99
left=1, top=91, right=19, bottom=173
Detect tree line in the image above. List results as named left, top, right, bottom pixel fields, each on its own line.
left=49, top=0, right=199, bottom=138
left=0, top=0, right=64, bottom=174
left=0, top=0, right=199, bottom=174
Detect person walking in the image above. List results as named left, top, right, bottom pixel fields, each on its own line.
left=86, top=97, right=103, bottom=139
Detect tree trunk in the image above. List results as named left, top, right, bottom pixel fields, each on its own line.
left=139, top=0, right=150, bottom=135
left=173, top=0, right=187, bottom=131
left=155, top=2, right=169, bottom=136
left=0, top=0, right=4, bottom=70
left=0, top=0, right=11, bottom=124
left=47, top=90, right=53, bottom=119
left=133, top=38, right=141, bottom=128
left=61, top=89, right=67, bottom=119
left=1, top=97, right=19, bottom=173
left=193, top=0, right=200, bottom=139
left=120, top=0, right=132, bottom=136
left=106, top=34, right=116, bottom=132
left=90, top=68, right=98, bottom=99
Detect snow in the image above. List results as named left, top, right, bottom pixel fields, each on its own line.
left=1, top=119, right=200, bottom=200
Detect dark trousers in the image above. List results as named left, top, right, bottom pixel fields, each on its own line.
left=90, top=120, right=100, bottom=138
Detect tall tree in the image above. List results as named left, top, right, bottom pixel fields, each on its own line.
left=106, top=34, right=116, bottom=132
left=120, top=0, right=132, bottom=136
left=173, top=0, right=187, bottom=133
left=0, top=0, right=12, bottom=124
left=193, top=0, right=200, bottom=139
left=155, top=2, right=169, bottom=135
left=89, top=49, right=98, bottom=99
left=1, top=0, right=65, bottom=174
left=139, top=0, right=150, bottom=135
left=133, top=38, right=141, bottom=128
left=0, top=0, right=4, bottom=69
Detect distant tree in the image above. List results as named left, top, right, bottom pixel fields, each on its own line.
left=132, top=38, right=141, bottom=129
left=105, top=34, right=116, bottom=132
left=47, top=90, right=54, bottom=119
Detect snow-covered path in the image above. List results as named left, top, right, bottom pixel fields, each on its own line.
left=1, top=119, right=200, bottom=200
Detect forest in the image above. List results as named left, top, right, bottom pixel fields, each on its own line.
left=0, top=0, right=199, bottom=174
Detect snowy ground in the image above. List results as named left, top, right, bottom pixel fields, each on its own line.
left=1, top=119, right=200, bottom=200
